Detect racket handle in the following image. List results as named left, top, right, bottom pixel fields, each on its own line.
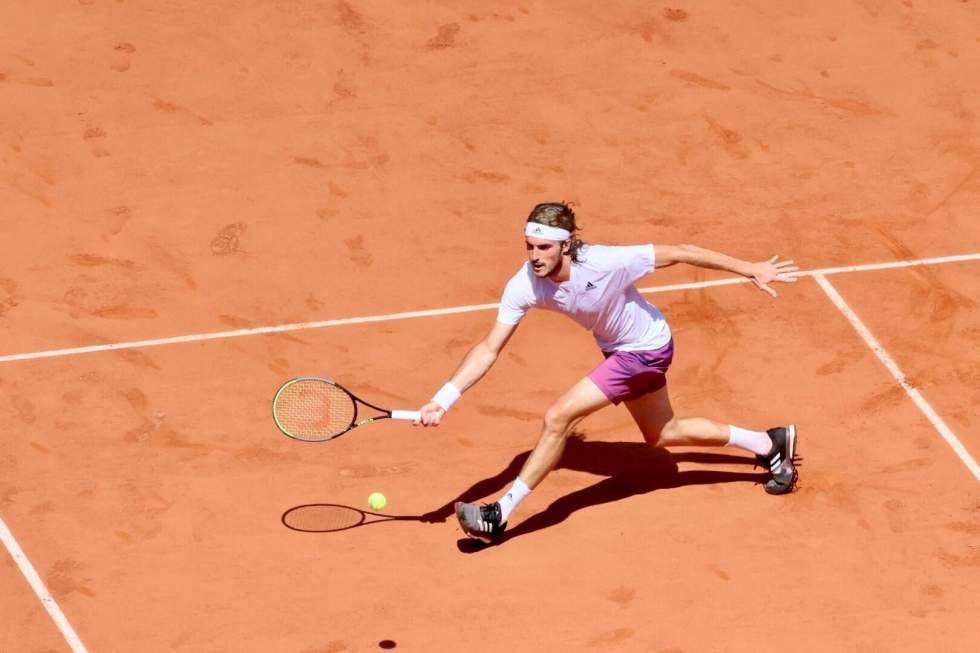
left=391, top=410, right=421, bottom=421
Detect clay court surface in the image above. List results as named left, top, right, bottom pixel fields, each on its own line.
left=2, top=1, right=979, bottom=651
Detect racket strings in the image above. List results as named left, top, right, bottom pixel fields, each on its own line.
left=274, top=380, right=356, bottom=440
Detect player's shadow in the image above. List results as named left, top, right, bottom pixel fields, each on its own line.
left=280, top=434, right=766, bottom=542
left=419, top=433, right=767, bottom=551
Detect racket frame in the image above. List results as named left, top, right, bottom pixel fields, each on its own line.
left=272, top=376, right=398, bottom=442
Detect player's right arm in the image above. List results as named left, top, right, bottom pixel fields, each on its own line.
left=416, top=320, right=517, bottom=427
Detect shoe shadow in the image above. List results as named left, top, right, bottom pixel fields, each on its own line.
left=441, top=434, right=766, bottom=552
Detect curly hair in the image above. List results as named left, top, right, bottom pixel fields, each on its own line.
left=526, top=201, right=584, bottom=262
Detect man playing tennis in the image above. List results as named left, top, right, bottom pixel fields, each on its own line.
left=416, top=202, right=800, bottom=544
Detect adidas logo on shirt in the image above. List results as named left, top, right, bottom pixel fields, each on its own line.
left=585, top=281, right=598, bottom=291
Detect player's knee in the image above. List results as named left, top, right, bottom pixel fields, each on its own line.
left=542, top=404, right=573, bottom=436
left=648, top=418, right=680, bottom=446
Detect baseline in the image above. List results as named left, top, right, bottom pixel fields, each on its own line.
left=1, top=253, right=977, bottom=366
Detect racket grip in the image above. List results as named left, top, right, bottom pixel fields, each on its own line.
left=391, top=410, right=421, bottom=421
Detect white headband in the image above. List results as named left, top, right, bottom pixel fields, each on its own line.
left=525, top=222, right=571, bottom=241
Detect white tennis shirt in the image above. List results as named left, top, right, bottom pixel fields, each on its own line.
left=496, top=244, right=672, bottom=352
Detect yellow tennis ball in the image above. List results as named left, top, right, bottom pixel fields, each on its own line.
left=368, top=492, right=387, bottom=511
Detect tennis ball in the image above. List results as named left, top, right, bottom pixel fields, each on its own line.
left=368, top=492, right=387, bottom=511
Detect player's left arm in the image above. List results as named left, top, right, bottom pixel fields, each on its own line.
left=654, top=243, right=800, bottom=297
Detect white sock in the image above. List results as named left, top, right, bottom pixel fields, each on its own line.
left=497, top=478, right=531, bottom=523
left=726, top=425, right=772, bottom=456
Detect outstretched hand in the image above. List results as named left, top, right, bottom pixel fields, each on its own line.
left=748, top=256, right=800, bottom=297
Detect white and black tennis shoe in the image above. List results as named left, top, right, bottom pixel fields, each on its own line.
left=758, top=425, right=798, bottom=495
left=455, top=501, right=506, bottom=543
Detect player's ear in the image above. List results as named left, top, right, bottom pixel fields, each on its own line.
left=561, top=241, right=570, bottom=255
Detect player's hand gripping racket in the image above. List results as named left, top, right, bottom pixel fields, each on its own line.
left=272, top=377, right=420, bottom=442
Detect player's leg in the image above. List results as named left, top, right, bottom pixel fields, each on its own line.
left=590, top=343, right=740, bottom=448
left=455, top=376, right=610, bottom=542
left=624, top=384, right=798, bottom=494
left=517, top=376, right=610, bottom=488
left=623, top=383, right=730, bottom=446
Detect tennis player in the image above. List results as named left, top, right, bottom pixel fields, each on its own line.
left=416, top=202, right=800, bottom=544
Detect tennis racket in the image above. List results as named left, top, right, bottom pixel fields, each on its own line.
left=272, top=376, right=420, bottom=442
left=281, top=503, right=417, bottom=533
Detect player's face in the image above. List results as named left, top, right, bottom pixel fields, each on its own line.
left=525, top=237, right=565, bottom=278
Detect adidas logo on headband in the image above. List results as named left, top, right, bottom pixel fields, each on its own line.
left=524, top=222, right=571, bottom=240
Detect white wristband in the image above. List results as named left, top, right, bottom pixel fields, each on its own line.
left=432, top=382, right=461, bottom=411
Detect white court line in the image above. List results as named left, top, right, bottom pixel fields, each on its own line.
left=814, top=273, right=980, bottom=481
left=800, top=251, right=980, bottom=276
left=0, top=302, right=500, bottom=364
left=0, top=252, right=978, bottom=366
left=636, top=251, right=980, bottom=293
left=0, top=517, right=90, bottom=652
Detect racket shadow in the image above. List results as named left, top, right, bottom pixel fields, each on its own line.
left=281, top=503, right=423, bottom=533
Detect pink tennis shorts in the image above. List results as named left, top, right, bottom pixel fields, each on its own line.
left=587, top=339, right=674, bottom=405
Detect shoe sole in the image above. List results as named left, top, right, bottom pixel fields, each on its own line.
left=786, top=424, right=797, bottom=460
